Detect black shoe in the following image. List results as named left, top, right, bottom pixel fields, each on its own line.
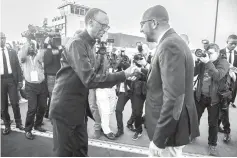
left=115, top=130, right=124, bottom=138
left=231, top=103, right=236, bottom=108
left=44, top=114, right=49, bottom=119
left=218, top=126, right=224, bottom=133
left=127, top=124, right=136, bottom=132
left=208, top=145, right=218, bottom=156
left=34, top=126, right=46, bottom=132
left=132, top=132, right=142, bottom=141
left=2, top=127, right=11, bottom=135
left=104, top=132, right=116, bottom=140
left=223, top=133, right=231, bottom=143
left=25, top=132, right=34, bottom=140
left=16, top=124, right=25, bottom=130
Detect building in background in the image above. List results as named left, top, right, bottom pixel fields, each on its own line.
left=50, top=1, right=146, bottom=49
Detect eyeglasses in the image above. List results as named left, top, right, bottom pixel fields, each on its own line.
left=140, top=19, right=154, bottom=27
left=92, top=19, right=110, bottom=31
left=228, top=42, right=237, bottom=46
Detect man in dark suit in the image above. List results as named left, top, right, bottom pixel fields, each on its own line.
left=139, top=5, right=199, bottom=156
left=49, top=8, right=138, bottom=156
left=218, top=34, right=237, bottom=143
left=1, top=32, right=24, bottom=135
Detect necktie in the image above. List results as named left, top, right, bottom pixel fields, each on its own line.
left=2, top=48, right=8, bottom=74
left=229, top=50, right=232, bottom=64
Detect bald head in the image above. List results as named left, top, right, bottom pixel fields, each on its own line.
left=143, top=5, right=169, bottom=22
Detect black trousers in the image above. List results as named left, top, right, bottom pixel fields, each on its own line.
left=1, top=76, right=22, bottom=127
left=195, top=95, right=219, bottom=146
left=52, top=119, right=88, bottom=157
left=24, top=81, right=48, bottom=132
left=231, top=80, right=237, bottom=103
left=218, top=98, right=231, bottom=134
left=115, top=92, right=145, bottom=133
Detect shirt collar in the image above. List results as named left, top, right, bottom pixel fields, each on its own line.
left=157, top=27, right=171, bottom=44
left=80, top=30, right=96, bottom=47
left=1, top=46, right=8, bottom=51
left=226, top=47, right=233, bottom=53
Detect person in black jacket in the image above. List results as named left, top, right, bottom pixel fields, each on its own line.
left=43, top=36, right=62, bottom=118
left=1, top=32, right=25, bottom=135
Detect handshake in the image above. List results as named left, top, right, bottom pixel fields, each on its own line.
left=124, top=64, right=142, bottom=81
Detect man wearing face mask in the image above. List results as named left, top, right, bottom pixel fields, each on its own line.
left=194, top=43, right=229, bottom=156
left=49, top=8, right=139, bottom=156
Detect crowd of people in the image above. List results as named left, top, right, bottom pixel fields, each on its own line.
left=1, top=4, right=237, bottom=157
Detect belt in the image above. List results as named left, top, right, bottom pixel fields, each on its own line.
left=1, top=74, right=13, bottom=79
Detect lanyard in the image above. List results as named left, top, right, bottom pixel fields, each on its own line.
left=30, top=56, right=36, bottom=70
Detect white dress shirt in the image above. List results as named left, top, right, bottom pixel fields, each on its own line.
left=0, top=46, right=12, bottom=75
left=226, top=48, right=235, bottom=65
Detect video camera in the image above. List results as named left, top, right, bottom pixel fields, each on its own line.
left=22, top=24, right=61, bottom=48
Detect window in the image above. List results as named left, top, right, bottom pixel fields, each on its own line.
left=85, top=8, right=89, bottom=14
left=75, top=7, right=79, bottom=14
left=71, top=5, right=75, bottom=14
left=80, top=8, right=85, bottom=15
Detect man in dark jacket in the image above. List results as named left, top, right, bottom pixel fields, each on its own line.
left=1, top=32, right=25, bottom=135
left=139, top=5, right=199, bottom=157
left=194, top=43, right=229, bottom=156
left=218, top=34, right=237, bottom=143
left=43, top=37, right=62, bottom=118
left=49, top=8, right=138, bottom=156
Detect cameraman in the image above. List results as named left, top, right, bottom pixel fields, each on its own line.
left=43, top=35, right=62, bottom=118
left=19, top=39, right=48, bottom=140
left=194, top=43, right=229, bottom=156
left=114, top=49, right=136, bottom=137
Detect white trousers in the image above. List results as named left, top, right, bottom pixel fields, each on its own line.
left=149, top=145, right=185, bottom=157
left=95, top=87, right=117, bottom=134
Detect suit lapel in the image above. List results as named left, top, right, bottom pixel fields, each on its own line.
left=147, top=29, right=176, bottom=77
left=234, top=50, right=237, bottom=67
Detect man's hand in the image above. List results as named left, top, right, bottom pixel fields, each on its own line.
left=137, top=58, right=147, bottom=67
left=124, top=64, right=141, bottom=80
left=229, top=70, right=236, bottom=82
left=148, top=141, right=163, bottom=157
left=199, top=54, right=210, bottom=64
left=18, top=82, right=23, bottom=90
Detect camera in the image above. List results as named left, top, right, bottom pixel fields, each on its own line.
left=194, top=49, right=207, bottom=58
left=96, top=41, right=107, bottom=55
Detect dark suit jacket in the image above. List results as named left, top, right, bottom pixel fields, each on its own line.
left=220, top=48, right=237, bottom=67
left=143, top=29, right=199, bottom=148
left=7, top=48, right=23, bottom=85
left=49, top=31, right=126, bottom=125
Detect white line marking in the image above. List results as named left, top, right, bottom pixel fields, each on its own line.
left=1, top=125, right=209, bottom=157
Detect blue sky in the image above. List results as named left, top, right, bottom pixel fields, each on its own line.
left=1, top=0, right=236, bottom=48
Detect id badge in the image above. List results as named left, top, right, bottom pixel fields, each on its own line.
left=31, top=71, right=39, bottom=82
